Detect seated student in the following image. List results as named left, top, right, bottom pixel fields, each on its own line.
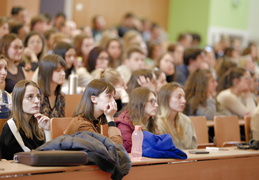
left=10, top=6, right=28, bottom=25
left=30, top=15, right=48, bottom=34
left=64, top=79, right=122, bottom=144
left=0, top=55, right=12, bottom=119
left=52, top=41, right=85, bottom=94
left=167, top=43, right=184, bottom=66
left=73, top=34, right=94, bottom=68
left=116, top=87, right=158, bottom=152
left=175, top=48, right=204, bottom=86
left=9, top=20, right=28, bottom=41
left=249, top=71, right=259, bottom=104
left=38, top=54, right=66, bottom=118
left=86, top=46, right=110, bottom=75
left=216, top=67, right=256, bottom=118
left=184, top=69, right=219, bottom=120
left=0, top=33, right=28, bottom=93
left=215, top=58, right=237, bottom=89
left=127, top=69, right=157, bottom=95
left=251, top=106, right=259, bottom=140
left=93, top=68, right=129, bottom=115
left=0, top=80, right=50, bottom=160
left=79, top=47, right=109, bottom=82
left=105, top=37, right=123, bottom=68
left=0, top=17, right=9, bottom=39
left=146, top=42, right=162, bottom=68
left=154, top=52, right=176, bottom=83
left=156, top=82, right=197, bottom=149
left=22, top=31, right=45, bottom=71
left=117, top=46, right=146, bottom=84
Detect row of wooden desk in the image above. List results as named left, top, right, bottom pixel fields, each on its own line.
left=1, top=147, right=258, bottom=180
left=206, top=119, right=244, bottom=127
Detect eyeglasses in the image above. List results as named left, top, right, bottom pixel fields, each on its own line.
left=147, top=99, right=157, bottom=106
left=24, top=94, right=41, bottom=102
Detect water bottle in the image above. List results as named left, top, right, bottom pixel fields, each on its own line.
left=131, top=125, right=143, bottom=160
left=68, top=71, right=78, bottom=94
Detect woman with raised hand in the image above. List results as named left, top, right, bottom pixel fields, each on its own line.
left=126, top=69, right=157, bottom=95
left=0, top=80, right=50, bottom=160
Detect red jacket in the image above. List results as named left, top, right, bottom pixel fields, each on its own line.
left=115, top=110, right=134, bottom=153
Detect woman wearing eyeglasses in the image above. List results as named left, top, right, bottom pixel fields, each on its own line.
left=115, top=87, right=158, bottom=153
left=0, top=80, right=50, bottom=160
left=0, top=33, right=28, bottom=93
left=156, top=82, right=197, bottom=149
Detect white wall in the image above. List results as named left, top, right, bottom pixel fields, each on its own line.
left=247, top=0, right=259, bottom=44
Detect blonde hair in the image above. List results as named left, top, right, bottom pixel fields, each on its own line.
left=92, top=68, right=122, bottom=86
left=156, top=82, right=184, bottom=139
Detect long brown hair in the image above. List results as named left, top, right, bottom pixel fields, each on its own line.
left=184, top=69, right=213, bottom=115
left=12, top=80, right=44, bottom=140
left=156, top=82, right=184, bottom=139
left=73, top=79, right=115, bottom=124
left=73, top=34, right=93, bottom=66
left=125, top=87, right=157, bottom=132
left=0, top=33, right=21, bottom=59
left=38, top=54, right=66, bottom=96
left=217, top=67, right=246, bottom=93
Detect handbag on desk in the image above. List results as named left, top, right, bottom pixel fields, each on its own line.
left=237, top=139, right=259, bottom=150
left=13, top=150, right=88, bottom=166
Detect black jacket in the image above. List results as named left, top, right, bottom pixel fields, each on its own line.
left=0, top=122, right=44, bottom=160
left=36, top=131, right=131, bottom=180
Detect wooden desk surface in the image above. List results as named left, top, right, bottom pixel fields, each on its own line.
left=127, top=147, right=259, bottom=180
left=1, top=147, right=259, bottom=179
left=0, top=161, right=93, bottom=177
left=206, top=119, right=244, bottom=127
left=131, top=147, right=259, bottom=165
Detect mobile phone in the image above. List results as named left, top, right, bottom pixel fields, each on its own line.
left=189, top=150, right=209, bottom=154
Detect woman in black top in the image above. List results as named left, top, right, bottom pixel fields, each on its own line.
left=0, top=80, right=50, bottom=160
